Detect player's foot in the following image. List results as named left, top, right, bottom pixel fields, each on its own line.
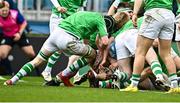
left=41, top=71, right=52, bottom=82
left=3, top=80, right=13, bottom=85
left=56, top=72, right=73, bottom=87
left=155, top=77, right=170, bottom=91
left=73, top=74, right=87, bottom=85
left=166, top=87, right=180, bottom=93
left=177, top=77, right=180, bottom=86
left=120, top=85, right=138, bottom=92
left=43, top=78, right=61, bottom=86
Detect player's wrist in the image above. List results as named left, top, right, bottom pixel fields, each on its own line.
left=17, top=31, right=22, bottom=35
left=57, top=6, right=62, bottom=11
left=133, top=12, right=138, bottom=16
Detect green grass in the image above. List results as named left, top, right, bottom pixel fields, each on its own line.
left=0, top=76, right=180, bottom=102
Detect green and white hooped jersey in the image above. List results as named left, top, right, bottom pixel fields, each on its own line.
left=59, top=11, right=108, bottom=40
left=52, top=0, right=86, bottom=19
left=144, top=0, right=173, bottom=11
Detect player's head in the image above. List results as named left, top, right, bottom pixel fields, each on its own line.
left=0, top=1, right=9, bottom=17
left=113, top=10, right=130, bottom=30
left=117, top=8, right=133, bottom=19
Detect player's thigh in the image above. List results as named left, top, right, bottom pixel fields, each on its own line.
left=65, top=41, right=96, bottom=58
left=145, top=47, right=158, bottom=64
left=21, top=45, right=36, bottom=57
left=117, top=57, right=132, bottom=75
left=0, top=44, right=12, bottom=58
left=136, top=35, right=154, bottom=56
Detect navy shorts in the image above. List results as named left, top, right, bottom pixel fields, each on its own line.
left=0, top=33, right=31, bottom=47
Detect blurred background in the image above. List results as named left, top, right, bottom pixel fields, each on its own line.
left=20, top=0, right=113, bottom=34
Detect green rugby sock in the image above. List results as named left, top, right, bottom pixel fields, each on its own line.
left=11, top=63, right=34, bottom=83
left=130, top=74, right=140, bottom=87
left=169, top=73, right=178, bottom=88
left=62, top=57, right=88, bottom=76
left=44, top=51, right=61, bottom=73
left=150, top=60, right=163, bottom=78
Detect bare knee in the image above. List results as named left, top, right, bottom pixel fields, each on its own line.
left=0, top=52, right=8, bottom=59
left=26, top=50, right=36, bottom=58
left=21, top=46, right=36, bottom=58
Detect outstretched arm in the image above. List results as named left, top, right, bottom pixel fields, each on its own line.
left=132, top=0, right=143, bottom=27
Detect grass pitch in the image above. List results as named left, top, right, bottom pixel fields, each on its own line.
left=0, top=76, right=180, bottom=102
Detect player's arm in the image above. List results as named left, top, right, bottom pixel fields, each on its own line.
left=107, top=6, right=117, bottom=16
left=132, top=0, right=143, bottom=27
left=13, top=11, right=27, bottom=41
left=101, top=36, right=114, bottom=64
left=107, top=0, right=120, bottom=15
left=99, top=36, right=115, bottom=69
left=50, top=0, right=67, bottom=13
left=17, top=11, right=27, bottom=35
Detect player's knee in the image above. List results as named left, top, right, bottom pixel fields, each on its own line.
left=28, top=51, right=36, bottom=58
left=84, top=46, right=96, bottom=59
left=0, top=52, right=8, bottom=59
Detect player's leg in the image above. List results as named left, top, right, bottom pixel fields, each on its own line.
left=4, top=27, right=65, bottom=85
left=67, top=55, right=80, bottom=67
left=55, top=42, right=96, bottom=86
left=159, top=39, right=179, bottom=93
left=159, top=12, right=179, bottom=93
left=175, top=14, right=180, bottom=54
left=0, top=37, right=13, bottom=60
left=122, top=35, right=154, bottom=92
left=42, top=51, right=61, bottom=81
left=19, top=34, right=36, bottom=59
left=41, top=13, right=63, bottom=81
left=19, top=34, right=41, bottom=76
left=145, top=47, right=165, bottom=84
left=4, top=47, right=53, bottom=85
left=0, top=45, right=12, bottom=60
left=114, top=58, right=132, bottom=82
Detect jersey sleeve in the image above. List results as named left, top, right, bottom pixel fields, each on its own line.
left=16, top=11, right=25, bottom=24
left=96, top=15, right=108, bottom=37
left=112, top=0, right=121, bottom=8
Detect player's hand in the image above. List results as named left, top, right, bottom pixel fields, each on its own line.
left=98, top=59, right=106, bottom=70
left=109, top=62, right=118, bottom=70
left=57, top=6, right=67, bottom=13
left=13, top=33, right=21, bottom=41
left=96, top=72, right=107, bottom=80
left=132, top=13, right=138, bottom=27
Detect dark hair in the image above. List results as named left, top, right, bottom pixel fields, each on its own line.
left=0, top=1, right=5, bottom=8
left=104, top=15, right=116, bottom=36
